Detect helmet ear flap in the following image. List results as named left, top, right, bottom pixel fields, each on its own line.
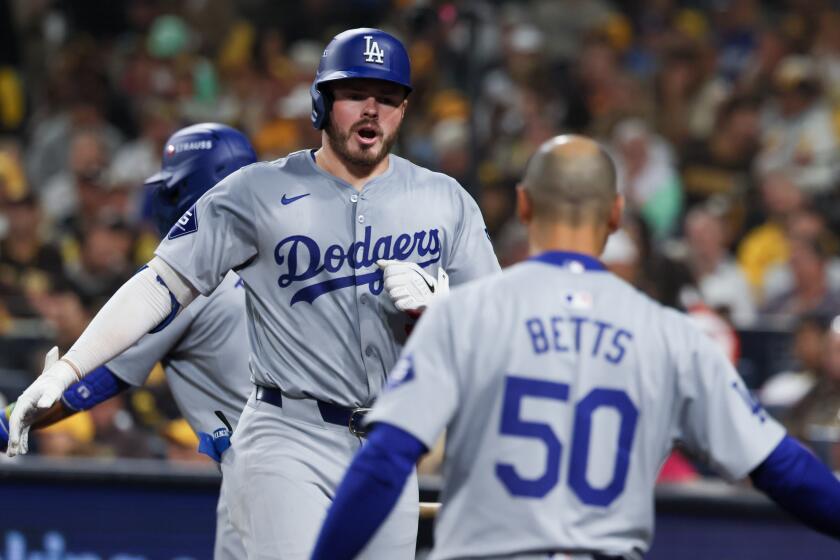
left=151, top=178, right=186, bottom=238
left=310, top=82, right=333, bottom=130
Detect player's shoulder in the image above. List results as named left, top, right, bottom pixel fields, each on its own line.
left=213, top=151, right=315, bottom=200
left=619, top=281, right=716, bottom=356
left=390, top=154, right=466, bottom=194
left=206, top=158, right=279, bottom=196
left=241, top=150, right=313, bottom=178
left=596, top=270, right=702, bottom=341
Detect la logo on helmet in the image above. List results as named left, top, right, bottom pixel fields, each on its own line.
left=363, top=35, right=384, bottom=64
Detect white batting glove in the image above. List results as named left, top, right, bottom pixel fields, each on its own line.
left=376, top=259, right=450, bottom=313
left=7, top=346, right=79, bottom=457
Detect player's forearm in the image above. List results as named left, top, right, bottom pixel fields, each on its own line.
left=29, top=401, right=75, bottom=429
left=25, top=367, right=130, bottom=430
left=310, top=423, right=426, bottom=560
left=750, top=435, right=840, bottom=539
left=62, top=258, right=196, bottom=377
left=3, top=400, right=70, bottom=434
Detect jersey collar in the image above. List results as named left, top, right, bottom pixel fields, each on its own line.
left=528, top=250, right=607, bottom=272
left=306, top=149, right=396, bottom=194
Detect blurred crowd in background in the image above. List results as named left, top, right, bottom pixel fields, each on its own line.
left=2, top=0, right=840, bottom=473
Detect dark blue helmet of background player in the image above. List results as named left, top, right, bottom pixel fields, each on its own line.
left=310, top=28, right=412, bottom=130
left=146, top=123, right=257, bottom=238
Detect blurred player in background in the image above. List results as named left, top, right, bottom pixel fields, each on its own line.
left=2, top=122, right=256, bottom=559
left=7, top=27, right=499, bottom=559
left=312, top=135, right=840, bottom=560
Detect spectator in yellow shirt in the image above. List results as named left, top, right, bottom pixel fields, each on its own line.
left=738, top=172, right=806, bottom=299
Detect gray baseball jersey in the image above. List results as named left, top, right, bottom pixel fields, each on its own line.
left=368, top=251, right=786, bottom=560
left=107, top=271, right=251, bottom=434
left=154, top=150, right=500, bottom=407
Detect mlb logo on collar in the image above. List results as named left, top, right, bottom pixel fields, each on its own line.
left=363, top=35, right=384, bottom=64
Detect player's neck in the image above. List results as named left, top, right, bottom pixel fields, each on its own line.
left=314, top=145, right=390, bottom=191
left=527, top=222, right=609, bottom=260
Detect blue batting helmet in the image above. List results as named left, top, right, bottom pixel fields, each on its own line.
left=146, top=123, right=257, bottom=237
left=310, top=28, right=412, bottom=129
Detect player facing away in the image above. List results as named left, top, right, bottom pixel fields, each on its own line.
left=312, top=135, right=840, bottom=560
left=7, top=28, right=500, bottom=559
left=1, top=122, right=255, bottom=559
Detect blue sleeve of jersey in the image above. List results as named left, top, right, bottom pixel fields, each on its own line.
left=61, top=366, right=130, bottom=412
left=750, top=435, right=840, bottom=539
left=0, top=406, right=9, bottom=452
left=310, top=423, right=427, bottom=560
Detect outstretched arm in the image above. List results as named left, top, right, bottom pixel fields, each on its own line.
left=6, top=257, right=197, bottom=456
left=0, top=366, right=130, bottom=452
left=310, top=423, right=427, bottom=560
left=750, top=435, right=840, bottom=539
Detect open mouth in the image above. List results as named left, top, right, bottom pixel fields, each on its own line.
left=355, top=125, right=380, bottom=146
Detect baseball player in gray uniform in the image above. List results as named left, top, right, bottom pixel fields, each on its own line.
left=7, top=28, right=500, bottom=559
left=312, top=135, right=840, bottom=560
left=1, top=122, right=256, bottom=559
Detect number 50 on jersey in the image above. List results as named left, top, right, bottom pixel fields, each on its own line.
left=497, top=375, right=639, bottom=507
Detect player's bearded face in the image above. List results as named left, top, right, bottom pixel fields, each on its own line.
left=326, top=80, right=407, bottom=168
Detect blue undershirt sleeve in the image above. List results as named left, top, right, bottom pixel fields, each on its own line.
left=310, top=422, right=427, bottom=560
left=750, top=435, right=840, bottom=539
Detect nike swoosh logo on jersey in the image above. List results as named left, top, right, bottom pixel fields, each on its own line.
left=281, top=193, right=311, bottom=205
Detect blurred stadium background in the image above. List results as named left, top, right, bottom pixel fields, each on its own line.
left=1, top=0, right=840, bottom=557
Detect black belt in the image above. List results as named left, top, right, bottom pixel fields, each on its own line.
left=533, top=552, right=628, bottom=560
left=255, top=385, right=371, bottom=437
left=548, top=554, right=627, bottom=560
